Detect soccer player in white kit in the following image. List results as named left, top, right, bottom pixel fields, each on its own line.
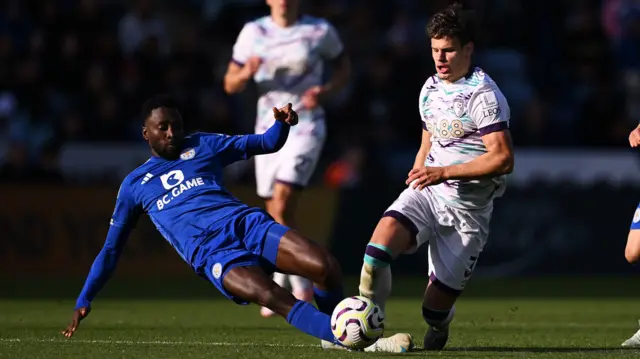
left=356, top=3, right=514, bottom=351
left=621, top=126, right=640, bottom=347
left=223, top=0, right=350, bottom=318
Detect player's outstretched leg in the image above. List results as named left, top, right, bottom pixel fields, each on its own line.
left=223, top=265, right=341, bottom=345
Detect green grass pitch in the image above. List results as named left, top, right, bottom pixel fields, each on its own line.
left=1, top=277, right=640, bottom=358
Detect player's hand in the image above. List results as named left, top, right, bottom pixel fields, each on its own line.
left=630, top=126, right=640, bottom=147
left=406, top=167, right=447, bottom=190
left=273, top=103, right=299, bottom=126
left=241, top=56, right=262, bottom=79
left=301, top=86, right=324, bottom=110
left=61, top=307, right=90, bottom=338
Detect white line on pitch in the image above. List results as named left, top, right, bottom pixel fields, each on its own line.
left=0, top=338, right=318, bottom=348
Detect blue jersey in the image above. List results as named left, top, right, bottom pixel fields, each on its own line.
left=75, top=121, right=290, bottom=309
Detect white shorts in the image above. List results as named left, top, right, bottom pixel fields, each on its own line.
left=255, top=121, right=326, bottom=198
left=384, top=186, right=492, bottom=293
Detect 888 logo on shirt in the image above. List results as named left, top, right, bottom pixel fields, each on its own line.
left=425, top=119, right=466, bottom=139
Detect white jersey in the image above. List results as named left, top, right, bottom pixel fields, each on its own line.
left=419, top=67, right=511, bottom=209
left=231, top=15, right=344, bottom=134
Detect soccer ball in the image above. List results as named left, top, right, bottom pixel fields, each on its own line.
left=331, top=296, right=385, bottom=350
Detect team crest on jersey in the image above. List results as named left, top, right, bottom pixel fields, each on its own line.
left=634, top=208, right=640, bottom=223
left=212, top=263, right=222, bottom=279
left=452, top=97, right=466, bottom=117
left=180, top=148, right=196, bottom=160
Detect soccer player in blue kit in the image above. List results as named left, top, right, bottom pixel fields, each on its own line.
left=60, top=95, right=346, bottom=345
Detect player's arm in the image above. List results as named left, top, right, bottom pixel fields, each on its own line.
left=62, top=182, right=141, bottom=338
left=441, top=129, right=513, bottom=180
left=223, top=23, right=261, bottom=94
left=241, top=106, right=294, bottom=156
left=412, top=127, right=432, bottom=170
left=206, top=104, right=298, bottom=166
left=224, top=58, right=261, bottom=94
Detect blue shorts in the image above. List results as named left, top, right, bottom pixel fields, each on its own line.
left=195, top=209, right=290, bottom=304
left=631, top=203, right=640, bottom=230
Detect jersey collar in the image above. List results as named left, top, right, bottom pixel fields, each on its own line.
left=449, top=65, right=477, bottom=85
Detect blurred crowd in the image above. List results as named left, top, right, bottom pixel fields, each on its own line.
left=0, top=0, right=639, bottom=184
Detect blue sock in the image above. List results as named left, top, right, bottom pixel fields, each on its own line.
left=287, top=300, right=339, bottom=344
left=313, top=287, right=344, bottom=315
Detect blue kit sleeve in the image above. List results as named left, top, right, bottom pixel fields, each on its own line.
left=203, top=121, right=290, bottom=165
left=75, top=181, right=141, bottom=310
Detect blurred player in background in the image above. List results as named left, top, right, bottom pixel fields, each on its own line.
left=621, top=125, right=640, bottom=347
left=223, top=0, right=350, bottom=318
left=354, top=3, right=514, bottom=351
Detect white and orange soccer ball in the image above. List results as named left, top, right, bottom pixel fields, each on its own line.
left=330, top=296, right=385, bottom=350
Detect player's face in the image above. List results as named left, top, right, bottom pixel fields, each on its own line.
left=143, top=108, right=184, bottom=160
left=267, top=0, right=300, bottom=18
left=431, top=36, right=473, bottom=83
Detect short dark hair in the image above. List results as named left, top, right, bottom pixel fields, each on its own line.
left=426, top=2, right=475, bottom=45
left=140, top=94, right=180, bottom=125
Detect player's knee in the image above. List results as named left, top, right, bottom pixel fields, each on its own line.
left=301, top=245, right=341, bottom=288
left=373, top=216, right=417, bottom=254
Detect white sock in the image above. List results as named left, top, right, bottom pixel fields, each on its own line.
left=358, top=263, right=392, bottom=314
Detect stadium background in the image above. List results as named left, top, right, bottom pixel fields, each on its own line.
left=1, top=0, right=640, bottom=287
